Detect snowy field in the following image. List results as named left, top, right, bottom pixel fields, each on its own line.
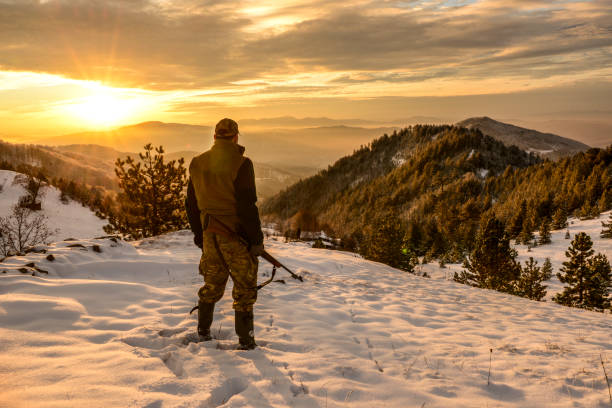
left=0, top=170, right=107, bottom=240
left=423, top=211, right=612, bottom=300
left=1, top=213, right=612, bottom=407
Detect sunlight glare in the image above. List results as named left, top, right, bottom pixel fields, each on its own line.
left=65, top=85, right=145, bottom=128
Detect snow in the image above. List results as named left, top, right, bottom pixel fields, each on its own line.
left=477, top=168, right=490, bottom=179
left=1, top=210, right=612, bottom=407
left=0, top=170, right=107, bottom=240
left=424, top=211, right=612, bottom=300
left=391, top=152, right=406, bottom=167
left=527, top=148, right=555, bottom=155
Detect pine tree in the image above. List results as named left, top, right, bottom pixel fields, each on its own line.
left=541, top=257, right=553, bottom=280
left=515, top=257, right=547, bottom=301
left=508, top=200, right=527, bottom=239
left=538, top=218, right=552, bottom=245
left=16, top=170, right=48, bottom=211
left=518, top=217, right=535, bottom=245
left=577, top=201, right=599, bottom=220
left=361, top=212, right=416, bottom=272
left=601, top=212, right=612, bottom=239
left=599, top=188, right=611, bottom=213
left=455, top=215, right=520, bottom=293
left=551, top=208, right=568, bottom=230
left=104, top=144, right=188, bottom=239
left=553, top=232, right=601, bottom=309
left=583, top=254, right=611, bottom=311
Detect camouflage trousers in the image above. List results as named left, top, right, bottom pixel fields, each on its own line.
left=197, top=232, right=258, bottom=312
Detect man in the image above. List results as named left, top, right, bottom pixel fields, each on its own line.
left=185, top=118, right=264, bottom=350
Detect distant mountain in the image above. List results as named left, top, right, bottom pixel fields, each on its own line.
left=0, top=140, right=317, bottom=200
left=456, top=117, right=590, bottom=159
left=166, top=151, right=317, bottom=199
left=37, top=121, right=398, bottom=168
left=40, top=121, right=214, bottom=154
left=238, top=116, right=381, bottom=128
left=509, top=118, right=612, bottom=148
left=241, top=125, right=398, bottom=167
left=238, top=115, right=448, bottom=128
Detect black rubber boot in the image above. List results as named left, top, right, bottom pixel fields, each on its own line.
left=235, top=310, right=256, bottom=350
left=197, top=300, right=214, bottom=341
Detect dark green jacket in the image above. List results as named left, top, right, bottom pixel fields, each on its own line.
left=186, top=139, right=263, bottom=247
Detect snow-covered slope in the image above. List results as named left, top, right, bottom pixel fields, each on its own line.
left=0, top=170, right=106, bottom=240
left=1, top=215, right=611, bottom=407
left=424, top=211, right=612, bottom=299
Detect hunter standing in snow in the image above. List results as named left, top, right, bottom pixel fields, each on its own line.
left=185, top=118, right=264, bottom=350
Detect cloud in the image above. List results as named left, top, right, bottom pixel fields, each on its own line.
left=248, top=3, right=612, bottom=80
left=0, top=0, right=255, bottom=89
left=0, top=0, right=610, bottom=92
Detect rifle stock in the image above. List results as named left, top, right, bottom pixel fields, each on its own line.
left=261, top=250, right=303, bottom=282
left=261, top=250, right=281, bottom=267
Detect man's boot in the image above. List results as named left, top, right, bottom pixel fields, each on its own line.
left=198, top=300, right=214, bottom=341
left=235, top=310, right=256, bottom=350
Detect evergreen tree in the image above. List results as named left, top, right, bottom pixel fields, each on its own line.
left=551, top=208, right=568, bottom=230
left=104, top=144, right=188, bottom=239
left=599, top=188, right=612, bottom=213
left=518, top=217, right=535, bottom=245
left=538, top=218, right=552, bottom=245
left=553, top=232, right=605, bottom=310
left=577, top=201, right=599, bottom=220
left=601, top=212, right=612, bottom=239
left=541, top=257, right=553, bottom=280
left=454, top=215, right=520, bottom=293
left=515, top=257, right=547, bottom=301
left=584, top=254, right=611, bottom=311
left=508, top=200, right=527, bottom=238
left=360, top=212, right=416, bottom=272
left=16, top=170, right=48, bottom=211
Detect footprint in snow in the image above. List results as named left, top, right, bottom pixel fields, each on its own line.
left=158, top=327, right=187, bottom=337
left=367, top=350, right=384, bottom=373
left=161, top=351, right=185, bottom=377
left=205, top=377, right=248, bottom=407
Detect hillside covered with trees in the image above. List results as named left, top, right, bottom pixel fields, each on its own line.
left=262, top=125, right=611, bottom=265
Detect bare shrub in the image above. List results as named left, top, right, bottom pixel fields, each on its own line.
left=0, top=205, right=53, bottom=256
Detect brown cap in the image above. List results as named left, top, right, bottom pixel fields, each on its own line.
left=215, top=118, right=239, bottom=139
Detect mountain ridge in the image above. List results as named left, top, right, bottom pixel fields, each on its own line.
left=456, top=116, right=590, bottom=159
left=25, top=116, right=593, bottom=166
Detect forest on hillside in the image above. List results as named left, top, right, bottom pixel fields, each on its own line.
left=0, top=141, right=118, bottom=190
left=262, top=125, right=612, bottom=265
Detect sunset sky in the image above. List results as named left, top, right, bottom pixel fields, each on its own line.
left=1, top=0, right=611, bottom=143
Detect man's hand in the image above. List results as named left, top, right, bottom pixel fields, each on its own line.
left=249, top=244, right=264, bottom=257
left=194, top=234, right=203, bottom=249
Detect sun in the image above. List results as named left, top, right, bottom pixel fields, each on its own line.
left=65, top=85, right=143, bottom=128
